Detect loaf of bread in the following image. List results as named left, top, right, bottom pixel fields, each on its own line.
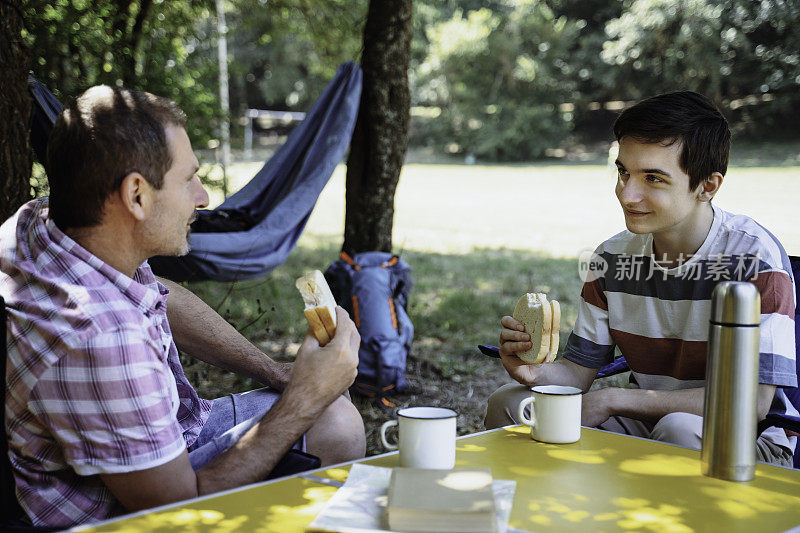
left=512, top=293, right=560, bottom=364
left=295, top=270, right=337, bottom=345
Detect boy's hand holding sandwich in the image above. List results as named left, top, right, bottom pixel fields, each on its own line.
left=511, top=293, right=560, bottom=364
left=499, top=293, right=561, bottom=386
left=499, top=293, right=598, bottom=390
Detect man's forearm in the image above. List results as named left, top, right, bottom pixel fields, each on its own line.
left=195, top=389, right=319, bottom=494
left=160, top=277, right=291, bottom=389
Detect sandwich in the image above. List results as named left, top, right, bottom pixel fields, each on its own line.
left=295, top=270, right=337, bottom=345
left=512, top=293, right=560, bottom=364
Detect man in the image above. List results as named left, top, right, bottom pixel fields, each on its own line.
left=485, top=91, right=797, bottom=466
left=0, top=86, right=365, bottom=528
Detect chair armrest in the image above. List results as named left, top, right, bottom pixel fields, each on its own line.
left=477, top=344, right=501, bottom=358
left=757, top=413, right=800, bottom=437
left=596, top=357, right=630, bottom=379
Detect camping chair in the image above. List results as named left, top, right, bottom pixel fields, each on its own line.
left=479, top=255, right=800, bottom=469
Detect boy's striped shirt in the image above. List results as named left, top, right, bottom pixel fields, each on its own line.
left=564, top=204, right=798, bottom=451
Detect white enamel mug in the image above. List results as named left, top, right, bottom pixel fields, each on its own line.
left=379, top=407, right=457, bottom=469
left=518, top=385, right=582, bottom=444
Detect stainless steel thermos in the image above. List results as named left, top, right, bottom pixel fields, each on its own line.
left=701, top=281, right=761, bottom=482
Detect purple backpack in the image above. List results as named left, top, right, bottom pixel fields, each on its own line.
left=325, top=252, right=413, bottom=406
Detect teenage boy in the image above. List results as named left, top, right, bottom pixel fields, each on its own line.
left=485, top=91, right=797, bottom=466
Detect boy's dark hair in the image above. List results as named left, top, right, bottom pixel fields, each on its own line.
left=613, top=91, right=730, bottom=191
left=46, top=86, right=187, bottom=229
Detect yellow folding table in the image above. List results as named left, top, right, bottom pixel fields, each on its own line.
left=72, top=426, right=800, bottom=533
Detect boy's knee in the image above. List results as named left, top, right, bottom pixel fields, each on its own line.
left=484, top=383, right=530, bottom=429
left=650, top=412, right=702, bottom=450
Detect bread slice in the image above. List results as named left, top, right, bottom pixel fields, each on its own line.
left=546, top=300, right=560, bottom=363
left=317, top=306, right=337, bottom=340
left=303, top=308, right=331, bottom=345
left=512, top=293, right=552, bottom=364
left=296, top=270, right=338, bottom=345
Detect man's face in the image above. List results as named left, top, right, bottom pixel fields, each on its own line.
left=143, top=124, right=209, bottom=257
left=614, top=137, right=705, bottom=238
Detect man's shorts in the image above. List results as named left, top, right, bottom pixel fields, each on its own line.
left=187, top=387, right=306, bottom=471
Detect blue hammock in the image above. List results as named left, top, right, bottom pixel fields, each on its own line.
left=27, top=62, right=362, bottom=282
left=28, top=77, right=63, bottom=164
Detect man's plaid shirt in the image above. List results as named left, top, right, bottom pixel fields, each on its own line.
left=1, top=198, right=212, bottom=527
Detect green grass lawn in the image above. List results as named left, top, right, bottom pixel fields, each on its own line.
left=184, top=151, right=800, bottom=454
left=205, top=145, right=800, bottom=256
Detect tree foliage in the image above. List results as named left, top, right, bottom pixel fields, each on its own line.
left=599, top=0, right=800, bottom=136
left=412, top=0, right=584, bottom=160
left=601, top=0, right=800, bottom=101
left=225, top=0, right=364, bottom=112
left=22, top=0, right=363, bottom=146
left=18, top=0, right=800, bottom=162
left=24, top=0, right=220, bottom=143
left=411, top=0, right=800, bottom=159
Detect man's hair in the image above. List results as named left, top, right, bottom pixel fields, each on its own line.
left=613, top=91, right=730, bottom=191
left=46, top=85, right=187, bottom=229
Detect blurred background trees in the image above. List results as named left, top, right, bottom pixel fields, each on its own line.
left=18, top=0, right=800, bottom=162
left=22, top=0, right=364, bottom=145
left=409, top=0, right=800, bottom=160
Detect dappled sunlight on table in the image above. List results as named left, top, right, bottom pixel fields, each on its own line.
left=701, top=482, right=800, bottom=520
left=84, top=428, right=800, bottom=533
left=527, top=494, right=592, bottom=525
left=319, top=467, right=350, bottom=482
left=608, top=498, right=692, bottom=532
left=618, top=454, right=699, bottom=477
left=95, top=509, right=249, bottom=533
left=546, top=447, right=608, bottom=465
left=753, top=465, right=800, bottom=486
left=521, top=492, right=693, bottom=532
left=261, top=486, right=338, bottom=532
left=455, top=443, right=487, bottom=452
left=614, top=509, right=691, bottom=532
left=507, top=465, right=548, bottom=477
left=469, top=428, right=800, bottom=532
left=504, top=425, right=530, bottom=436
left=87, top=480, right=336, bottom=533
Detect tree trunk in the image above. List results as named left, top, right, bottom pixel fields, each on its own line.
left=0, top=0, right=32, bottom=223
left=342, top=0, right=413, bottom=254
left=109, top=0, right=153, bottom=86
left=122, top=0, right=153, bottom=85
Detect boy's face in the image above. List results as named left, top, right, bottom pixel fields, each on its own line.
left=614, top=137, right=706, bottom=238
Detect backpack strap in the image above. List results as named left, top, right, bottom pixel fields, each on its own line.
left=351, top=295, right=361, bottom=328
left=340, top=251, right=361, bottom=270
left=388, top=298, right=398, bottom=330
